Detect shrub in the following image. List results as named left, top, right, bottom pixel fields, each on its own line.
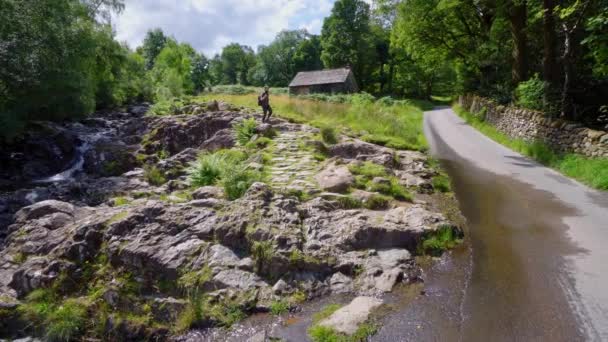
left=363, top=194, right=391, bottom=210
left=246, top=137, right=272, bottom=149
left=270, top=301, right=290, bottom=316
left=515, top=74, right=545, bottom=111
left=348, top=162, right=387, bottom=178
left=335, top=195, right=363, bottom=209
left=251, top=241, right=274, bottom=273
left=432, top=175, right=452, bottom=193
left=190, top=153, right=226, bottom=187
left=234, top=118, right=258, bottom=145
left=377, top=96, right=395, bottom=106
left=320, top=126, right=338, bottom=145
left=420, top=225, right=462, bottom=256
left=143, top=165, right=166, bottom=186
left=220, top=167, right=263, bottom=200
left=45, top=299, right=88, bottom=342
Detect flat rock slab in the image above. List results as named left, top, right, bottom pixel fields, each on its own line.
left=319, top=296, right=383, bottom=335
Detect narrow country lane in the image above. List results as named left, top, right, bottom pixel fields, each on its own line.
left=422, top=107, right=608, bottom=341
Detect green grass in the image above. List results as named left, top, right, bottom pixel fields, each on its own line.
left=454, top=105, right=608, bottom=190
left=196, top=94, right=429, bottom=151
left=419, top=225, right=463, bottom=256
left=348, top=162, right=387, bottom=178
left=112, top=197, right=131, bottom=207
left=432, top=175, right=452, bottom=193
left=349, top=162, right=413, bottom=201
left=270, top=300, right=290, bottom=316
left=143, top=165, right=167, bottom=186
left=363, top=194, right=392, bottom=210
left=312, top=304, right=342, bottom=323
left=189, top=149, right=264, bottom=200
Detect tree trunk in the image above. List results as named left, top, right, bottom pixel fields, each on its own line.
left=542, top=0, right=559, bottom=112
left=509, top=1, right=528, bottom=84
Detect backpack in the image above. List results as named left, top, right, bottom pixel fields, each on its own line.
left=257, top=95, right=262, bottom=106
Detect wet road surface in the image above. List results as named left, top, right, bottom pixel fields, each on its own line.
left=376, top=107, right=608, bottom=341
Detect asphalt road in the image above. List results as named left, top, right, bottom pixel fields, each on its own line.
left=420, top=107, right=608, bottom=341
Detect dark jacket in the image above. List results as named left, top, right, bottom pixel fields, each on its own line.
left=258, top=91, right=269, bottom=107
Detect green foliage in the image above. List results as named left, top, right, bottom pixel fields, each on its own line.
left=270, top=301, right=290, bottom=316
left=363, top=194, right=392, bottom=210
left=45, top=298, right=88, bottom=342
left=190, top=153, right=227, bottom=187
left=320, top=126, right=339, bottom=145
left=234, top=118, right=258, bottom=146
left=112, top=197, right=131, bottom=207
left=420, top=225, right=462, bottom=256
left=189, top=149, right=262, bottom=200
left=220, top=167, right=263, bottom=200
left=18, top=289, right=88, bottom=342
left=320, top=0, right=374, bottom=88
left=143, top=165, right=166, bottom=186
left=246, top=137, right=273, bottom=149
left=349, top=162, right=387, bottom=178
left=251, top=241, right=274, bottom=273
left=220, top=43, right=256, bottom=85
left=335, top=195, right=363, bottom=209
left=431, top=175, right=451, bottom=193
left=515, top=75, right=546, bottom=111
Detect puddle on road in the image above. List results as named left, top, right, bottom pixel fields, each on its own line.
left=374, top=125, right=588, bottom=341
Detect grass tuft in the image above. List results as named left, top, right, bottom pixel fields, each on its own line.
left=419, top=225, right=462, bottom=256
left=320, top=126, right=339, bottom=145
left=143, top=165, right=167, bottom=186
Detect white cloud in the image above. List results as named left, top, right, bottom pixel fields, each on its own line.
left=112, top=0, right=337, bottom=56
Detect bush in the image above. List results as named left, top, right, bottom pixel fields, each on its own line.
left=515, top=74, right=546, bottom=111
left=348, top=162, right=387, bottom=178
left=270, top=301, right=290, bottom=316
left=363, top=194, right=391, bottom=210
left=190, top=153, right=227, bottom=187
left=420, top=225, right=462, bottom=256
left=45, top=299, right=88, bottom=342
left=220, top=167, right=263, bottom=200
left=144, top=165, right=166, bottom=185
left=377, top=96, right=395, bottom=106
left=432, top=175, right=451, bottom=193
left=234, top=118, right=258, bottom=145
left=320, top=126, right=338, bottom=145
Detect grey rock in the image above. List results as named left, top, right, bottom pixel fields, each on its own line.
left=315, top=162, right=354, bottom=193
left=318, top=296, right=383, bottom=335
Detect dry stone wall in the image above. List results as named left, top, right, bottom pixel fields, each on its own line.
left=459, top=94, right=608, bottom=158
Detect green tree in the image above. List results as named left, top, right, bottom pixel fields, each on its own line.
left=320, top=0, right=376, bottom=89
left=142, top=28, right=168, bottom=70
left=151, top=40, right=198, bottom=99
left=220, top=43, right=256, bottom=85
left=293, top=35, right=323, bottom=72
left=255, top=30, right=309, bottom=86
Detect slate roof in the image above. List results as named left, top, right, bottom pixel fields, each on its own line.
left=289, top=68, right=352, bottom=87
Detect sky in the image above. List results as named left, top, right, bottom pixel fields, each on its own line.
left=112, top=0, right=370, bottom=56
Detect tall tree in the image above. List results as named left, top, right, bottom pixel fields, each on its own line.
left=293, top=35, right=323, bottom=72
left=255, top=30, right=308, bottom=86
left=508, top=0, right=528, bottom=84
left=220, top=43, right=255, bottom=85
left=320, top=0, right=375, bottom=88
left=142, top=28, right=168, bottom=70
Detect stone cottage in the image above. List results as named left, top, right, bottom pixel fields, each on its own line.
left=289, top=68, right=359, bottom=95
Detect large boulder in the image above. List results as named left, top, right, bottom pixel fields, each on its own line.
left=315, top=162, right=355, bottom=193
left=84, top=138, right=137, bottom=177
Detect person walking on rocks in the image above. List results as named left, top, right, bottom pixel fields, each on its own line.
left=258, top=86, right=273, bottom=123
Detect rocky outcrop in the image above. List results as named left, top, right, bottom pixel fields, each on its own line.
left=0, top=99, right=461, bottom=340
left=460, top=94, right=608, bottom=158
